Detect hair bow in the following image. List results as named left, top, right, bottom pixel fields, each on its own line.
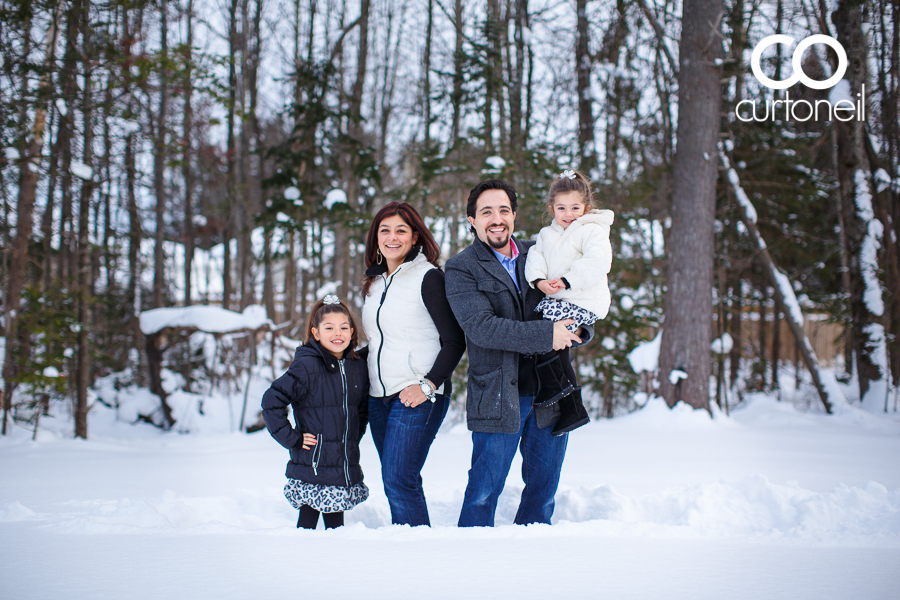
left=323, top=294, right=340, bottom=305
left=561, top=169, right=576, bottom=180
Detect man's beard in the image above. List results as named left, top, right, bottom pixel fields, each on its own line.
left=486, top=226, right=510, bottom=249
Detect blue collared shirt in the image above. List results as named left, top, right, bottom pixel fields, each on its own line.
left=490, top=242, right=520, bottom=291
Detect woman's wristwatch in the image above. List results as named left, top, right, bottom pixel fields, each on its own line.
left=419, top=380, right=437, bottom=403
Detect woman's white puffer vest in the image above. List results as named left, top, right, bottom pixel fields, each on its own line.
left=524, top=209, right=615, bottom=319
left=362, top=252, right=444, bottom=397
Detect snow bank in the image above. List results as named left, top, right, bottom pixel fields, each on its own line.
left=2, top=381, right=899, bottom=597
left=555, top=476, right=899, bottom=540
left=139, top=304, right=273, bottom=335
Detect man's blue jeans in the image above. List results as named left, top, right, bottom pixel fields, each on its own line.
left=458, top=395, right=568, bottom=527
left=368, top=393, right=449, bottom=526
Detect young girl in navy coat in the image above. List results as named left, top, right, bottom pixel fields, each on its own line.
left=262, top=295, right=369, bottom=529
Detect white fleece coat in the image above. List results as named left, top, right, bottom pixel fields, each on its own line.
left=524, top=209, right=614, bottom=319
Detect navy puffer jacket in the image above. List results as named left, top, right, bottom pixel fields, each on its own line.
left=261, top=339, right=369, bottom=487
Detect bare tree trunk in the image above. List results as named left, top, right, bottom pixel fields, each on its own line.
left=75, top=0, right=94, bottom=439
left=575, top=0, right=595, bottom=171
left=236, top=0, right=253, bottom=311
left=263, top=228, right=275, bottom=319
left=337, top=0, right=370, bottom=299
left=831, top=128, right=854, bottom=375
left=729, top=269, right=743, bottom=388
left=2, top=1, right=63, bottom=434
left=832, top=0, right=886, bottom=401
left=183, top=0, right=195, bottom=306
left=40, top=100, right=59, bottom=289
left=874, top=0, right=899, bottom=390
left=224, top=0, right=239, bottom=310
left=101, top=70, right=115, bottom=297
left=483, top=0, right=499, bottom=154
left=758, top=283, right=768, bottom=390
left=771, top=294, right=781, bottom=392
left=494, top=1, right=507, bottom=154
left=153, top=0, right=169, bottom=308
left=509, top=0, right=526, bottom=172
left=658, top=0, right=724, bottom=411
left=58, top=3, right=80, bottom=283
left=601, top=0, right=627, bottom=194
left=126, top=133, right=141, bottom=312
left=285, top=230, right=297, bottom=325
left=451, top=0, right=464, bottom=147
left=524, top=5, right=534, bottom=147
left=423, top=0, right=433, bottom=150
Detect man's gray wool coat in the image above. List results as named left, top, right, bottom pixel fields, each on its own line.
left=445, top=236, right=593, bottom=434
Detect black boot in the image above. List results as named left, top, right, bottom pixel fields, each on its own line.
left=552, top=387, right=590, bottom=436
left=533, top=354, right=576, bottom=409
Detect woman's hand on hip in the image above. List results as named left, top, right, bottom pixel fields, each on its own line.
left=399, top=382, right=429, bottom=408
left=299, top=432, right=317, bottom=450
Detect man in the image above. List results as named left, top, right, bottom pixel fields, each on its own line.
left=445, top=179, right=592, bottom=527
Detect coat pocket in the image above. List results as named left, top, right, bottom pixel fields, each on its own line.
left=476, top=279, right=506, bottom=293
left=467, top=368, right=503, bottom=420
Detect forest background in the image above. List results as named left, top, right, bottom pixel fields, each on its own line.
left=0, top=0, right=898, bottom=438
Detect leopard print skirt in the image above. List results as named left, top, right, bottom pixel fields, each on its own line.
left=284, top=479, right=369, bottom=513
left=535, top=297, right=598, bottom=333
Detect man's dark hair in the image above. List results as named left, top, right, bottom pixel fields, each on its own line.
left=466, top=180, right=517, bottom=231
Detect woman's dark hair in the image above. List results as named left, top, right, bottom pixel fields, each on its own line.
left=362, top=202, right=442, bottom=297
left=466, top=179, right=517, bottom=233
left=305, top=298, right=360, bottom=359
left=546, top=170, right=596, bottom=218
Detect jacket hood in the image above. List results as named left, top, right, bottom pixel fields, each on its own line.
left=550, top=208, right=614, bottom=233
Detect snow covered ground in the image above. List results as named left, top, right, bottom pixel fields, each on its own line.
left=1, top=392, right=899, bottom=599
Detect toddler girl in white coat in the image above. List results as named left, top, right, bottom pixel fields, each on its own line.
left=525, top=169, right=614, bottom=435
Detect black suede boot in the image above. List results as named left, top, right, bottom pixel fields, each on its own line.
left=533, top=354, right=576, bottom=409
left=551, top=387, right=590, bottom=436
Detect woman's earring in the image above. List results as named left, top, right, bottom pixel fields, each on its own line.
left=376, top=249, right=383, bottom=265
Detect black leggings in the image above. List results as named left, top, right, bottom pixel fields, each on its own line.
left=297, top=504, right=344, bottom=529
left=539, top=347, right=578, bottom=385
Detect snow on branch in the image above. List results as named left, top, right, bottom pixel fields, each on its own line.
left=718, top=142, right=835, bottom=414
left=139, top=305, right=274, bottom=336
left=719, top=145, right=803, bottom=326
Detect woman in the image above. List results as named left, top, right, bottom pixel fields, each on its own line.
left=362, top=202, right=465, bottom=526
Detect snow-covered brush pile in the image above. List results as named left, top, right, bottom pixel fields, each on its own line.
left=81, top=304, right=301, bottom=434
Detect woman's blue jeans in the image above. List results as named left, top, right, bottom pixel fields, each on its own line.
left=368, top=393, right=449, bottom=526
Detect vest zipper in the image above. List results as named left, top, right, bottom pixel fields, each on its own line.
left=374, top=267, right=401, bottom=396
left=339, top=359, right=350, bottom=488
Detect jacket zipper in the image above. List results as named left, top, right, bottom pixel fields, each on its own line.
left=339, top=359, right=350, bottom=488
left=312, top=433, right=323, bottom=476
left=374, top=267, right=401, bottom=396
